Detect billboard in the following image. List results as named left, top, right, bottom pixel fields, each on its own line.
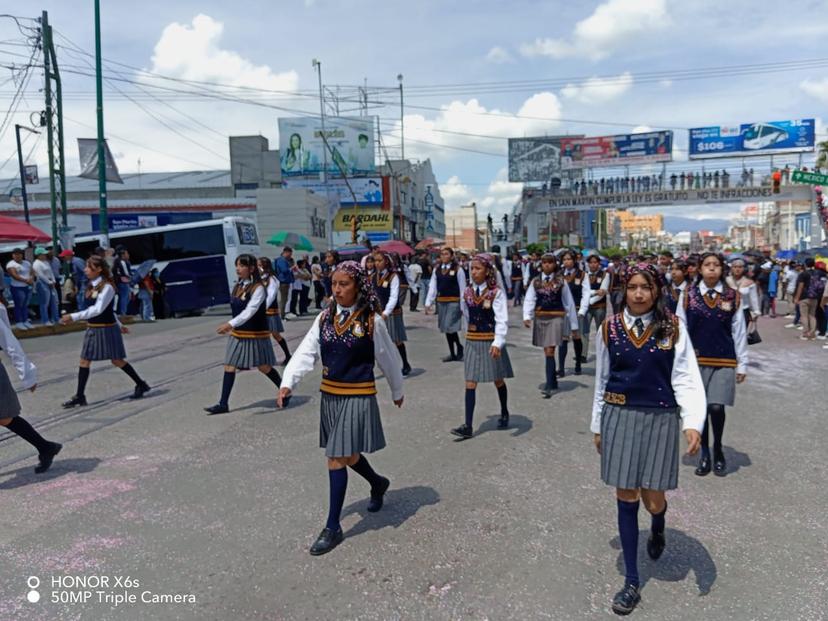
left=560, top=131, right=673, bottom=169
left=508, top=136, right=572, bottom=182
left=282, top=177, right=383, bottom=205
left=278, top=116, right=376, bottom=177
left=333, top=207, right=393, bottom=232
left=689, top=119, right=815, bottom=159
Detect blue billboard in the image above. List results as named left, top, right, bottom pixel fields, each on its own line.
left=689, top=119, right=815, bottom=159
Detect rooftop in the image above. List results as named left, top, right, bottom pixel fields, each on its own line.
left=0, top=170, right=232, bottom=197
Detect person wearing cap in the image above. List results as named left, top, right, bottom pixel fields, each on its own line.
left=5, top=248, right=34, bottom=330
left=112, top=245, right=133, bottom=317
left=32, top=247, right=59, bottom=326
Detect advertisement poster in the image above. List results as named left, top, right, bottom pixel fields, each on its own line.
left=689, top=119, right=815, bottom=159
left=278, top=116, right=376, bottom=177
left=560, top=131, right=673, bottom=169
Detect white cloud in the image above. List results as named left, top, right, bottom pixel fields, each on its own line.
left=485, top=46, right=514, bottom=64
left=561, top=72, right=634, bottom=104
left=443, top=168, right=521, bottom=219
left=800, top=77, right=828, bottom=103
left=659, top=79, right=673, bottom=88
left=148, top=14, right=298, bottom=92
left=520, top=0, right=670, bottom=61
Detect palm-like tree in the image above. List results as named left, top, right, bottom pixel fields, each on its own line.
left=816, top=140, right=828, bottom=171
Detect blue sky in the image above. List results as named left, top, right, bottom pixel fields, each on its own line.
left=2, top=0, right=828, bottom=222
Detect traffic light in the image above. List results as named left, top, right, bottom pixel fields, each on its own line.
left=772, top=170, right=781, bottom=194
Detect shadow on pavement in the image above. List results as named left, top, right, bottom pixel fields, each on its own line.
left=403, top=368, right=427, bottom=379
left=0, top=457, right=102, bottom=490
left=610, top=527, right=717, bottom=595
left=237, top=395, right=313, bottom=413
left=342, top=485, right=440, bottom=539
left=681, top=445, right=751, bottom=475
left=535, top=381, right=586, bottom=393
left=476, top=414, right=533, bottom=438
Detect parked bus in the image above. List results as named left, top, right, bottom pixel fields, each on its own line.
left=72, top=217, right=260, bottom=316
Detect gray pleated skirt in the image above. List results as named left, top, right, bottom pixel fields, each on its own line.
left=532, top=316, right=564, bottom=347
left=386, top=313, right=407, bottom=343
left=600, top=404, right=681, bottom=491
left=224, top=336, right=276, bottom=368
left=267, top=314, right=285, bottom=333
left=437, top=301, right=463, bottom=333
left=464, top=339, right=514, bottom=383
left=700, top=366, right=736, bottom=406
left=81, top=325, right=127, bottom=361
left=319, top=393, right=386, bottom=457
left=0, top=362, right=21, bottom=418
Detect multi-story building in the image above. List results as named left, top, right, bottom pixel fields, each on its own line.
left=445, top=203, right=482, bottom=250
left=610, top=210, right=664, bottom=236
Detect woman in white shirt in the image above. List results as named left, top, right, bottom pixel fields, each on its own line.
left=33, top=247, right=59, bottom=326
left=59, top=255, right=151, bottom=408
left=726, top=258, right=760, bottom=332
left=0, top=300, right=62, bottom=473
left=6, top=247, right=33, bottom=329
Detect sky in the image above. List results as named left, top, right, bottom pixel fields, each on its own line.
left=1, top=0, right=828, bottom=224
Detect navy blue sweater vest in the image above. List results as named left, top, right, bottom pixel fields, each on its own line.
left=533, top=276, right=566, bottom=317
left=464, top=286, right=498, bottom=340
left=435, top=265, right=460, bottom=302
left=319, top=307, right=376, bottom=396
left=265, top=276, right=280, bottom=316
left=374, top=271, right=402, bottom=315
left=563, top=270, right=584, bottom=306
left=87, top=282, right=117, bottom=326
left=230, top=282, right=268, bottom=336
left=587, top=270, right=607, bottom=308
left=684, top=284, right=739, bottom=368
left=602, top=314, right=678, bottom=409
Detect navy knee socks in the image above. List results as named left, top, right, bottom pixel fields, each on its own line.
left=496, top=383, right=508, bottom=416
left=558, top=341, right=568, bottom=370
left=573, top=339, right=583, bottom=368
left=219, top=371, right=235, bottom=407
left=349, top=454, right=382, bottom=488
left=651, top=501, right=667, bottom=535
left=7, top=417, right=50, bottom=453
left=120, top=363, right=144, bottom=386
left=76, top=366, right=90, bottom=397
left=465, top=388, right=475, bottom=428
left=326, top=467, right=348, bottom=531
left=264, top=368, right=282, bottom=386
left=617, top=499, right=640, bottom=587
left=545, top=356, right=557, bottom=389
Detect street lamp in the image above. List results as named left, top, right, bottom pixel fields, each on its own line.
left=312, top=59, right=333, bottom=248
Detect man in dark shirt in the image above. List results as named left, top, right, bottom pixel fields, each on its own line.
left=274, top=247, right=294, bottom=317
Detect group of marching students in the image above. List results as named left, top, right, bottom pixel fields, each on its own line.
left=1, top=243, right=752, bottom=616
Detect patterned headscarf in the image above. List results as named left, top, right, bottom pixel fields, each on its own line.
left=333, top=260, right=381, bottom=314
left=372, top=249, right=395, bottom=275
left=470, top=253, right=498, bottom=289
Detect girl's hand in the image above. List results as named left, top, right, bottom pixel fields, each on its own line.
left=216, top=322, right=233, bottom=335
left=393, top=396, right=404, bottom=408
left=277, top=387, right=291, bottom=408
left=593, top=434, right=601, bottom=454
left=684, top=429, right=701, bottom=455
left=736, top=373, right=747, bottom=384
left=59, top=315, right=73, bottom=325
left=523, top=319, right=531, bottom=328
left=120, top=326, right=130, bottom=335
left=29, top=384, right=37, bottom=393
left=489, top=345, right=501, bottom=359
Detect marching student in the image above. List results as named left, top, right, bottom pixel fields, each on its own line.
left=425, top=247, right=467, bottom=362
left=677, top=252, right=748, bottom=477
left=0, top=299, right=62, bottom=473
left=523, top=253, right=578, bottom=397
left=451, top=254, right=513, bottom=438
left=591, top=263, right=705, bottom=615
left=558, top=250, right=585, bottom=376
left=59, top=256, right=151, bottom=409
left=579, top=254, right=611, bottom=361
left=663, top=260, right=688, bottom=314
left=257, top=257, right=292, bottom=365
left=372, top=250, right=412, bottom=376
left=278, top=261, right=404, bottom=556
left=726, top=258, right=760, bottom=336
left=509, top=252, right=525, bottom=306
left=203, top=254, right=283, bottom=415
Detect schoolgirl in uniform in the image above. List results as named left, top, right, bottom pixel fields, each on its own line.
left=726, top=258, right=761, bottom=332
left=60, top=255, right=150, bottom=408
left=0, top=300, right=62, bottom=473
left=278, top=261, right=404, bottom=555
left=425, top=247, right=467, bottom=362
left=258, top=257, right=292, bottom=365
left=579, top=254, right=611, bottom=362
left=663, top=260, right=687, bottom=314
left=522, top=253, right=578, bottom=397
left=361, top=253, right=375, bottom=279
left=451, top=254, right=512, bottom=438
left=678, top=252, right=748, bottom=477
left=372, top=250, right=412, bottom=376
left=591, top=263, right=705, bottom=615
left=510, top=253, right=524, bottom=306
left=204, top=254, right=283, bottom=415
left=558, top=250, right=585, bottom=376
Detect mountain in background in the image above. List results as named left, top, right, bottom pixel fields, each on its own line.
left=662, top=215, right=731, bottom=234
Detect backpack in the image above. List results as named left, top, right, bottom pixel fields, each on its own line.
left=806, top=270, right=827, bottom=300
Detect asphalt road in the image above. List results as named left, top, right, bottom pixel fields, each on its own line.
left=0, top=300, right=825, bottom=621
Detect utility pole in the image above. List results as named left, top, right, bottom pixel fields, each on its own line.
left=41, top=11, right=67, bottom=247
left=397, top=74, right=404, bottom=160
left=94, top=0, right=108, bottom=243
left=15, top=124, right=39, bottom=224
left=312, top=59, right=332, bottom=249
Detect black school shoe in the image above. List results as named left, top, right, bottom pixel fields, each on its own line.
left=647, top=531, right=666, bottom=560
left=62, top=395, right=87, bottom=409
left=204, top=403, right=229, bottom=415
left=401, top=363, right=411, bottom=376
left=130, top=381, right=151, bottom=400
left=557, top=368, right=566, bottom=378
left=713, top=453, right=727, bottom=477
left=574, top=362, right=582, bottom=375
left=695, top=455, right=711, bottom=476
left=497, top=412, right=509, bottom=429
left=455, top=346, right=464, bottom=361
left=442, top=354, right=456, bottom=363
left=450, top=424, right=473, bottom=439
left=611, top=583, right=641, bottom=615
left=367, top=476, right=390, bottom=512
left=35, top=442, right=62, bottom=474
left=309, top=527, right=344, bottom=556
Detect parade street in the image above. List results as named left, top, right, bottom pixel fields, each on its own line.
left=0, top=304, right=825, bottom=621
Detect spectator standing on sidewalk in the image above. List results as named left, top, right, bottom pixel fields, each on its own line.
left=275, top=247, right=294, bottom=318
left=408, top=258, right=422, bottom=312
left=32, top=247, right=59, bottom=326
left=793, top=258, right=819, bottom=340
left=6, top=248, right=33, bottom=330
left=112, top=246, right=133, bottom=317
left=311, top=256, right=325, bottom=309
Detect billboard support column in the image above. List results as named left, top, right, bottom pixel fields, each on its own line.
left=312, top=58, right=331, bottom=249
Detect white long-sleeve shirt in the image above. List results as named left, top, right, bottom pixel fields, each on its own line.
left=676, top=282, right=749, bottom=375
left=280, top=305, right=404, bottom=401
left=460, top=283, right=508, bottom=348
left=378, top=270, right=400, bottom=317
left=425, top=264, right=467, bottom=307
left=0, top=303, right=37, bottom=389
left=33, top=259, right=56, bottom=285
left=265, top=277, right=279, bottom=308
left=501, top=259, right=512, bottom=292
left=522, top=274, right=579, bottom=331
left=228, top=281, right=267, bottom=329
left=727, top=277, right=760, bottom=320
left=591, top=309, right=706, bottom=434
left=70, top=277, right=119, bottom=323
left=579, top=270, right=611, bottom=316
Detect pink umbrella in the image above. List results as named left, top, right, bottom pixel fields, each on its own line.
left=377, top=240, right=415, bottom=256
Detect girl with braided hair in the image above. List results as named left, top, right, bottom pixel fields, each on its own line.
left=279, top=261, right=404, bottom=556
left=591, top=263, right=705, bottom=615
left=451, top=254, right=513, bottom=439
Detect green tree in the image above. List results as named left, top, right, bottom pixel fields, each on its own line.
left=526, top=242, right=546, bottom=255
left=816, top=140, right=828, bottom=171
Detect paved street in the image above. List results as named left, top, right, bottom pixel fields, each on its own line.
left=0, top=302, right=826, bottom=621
